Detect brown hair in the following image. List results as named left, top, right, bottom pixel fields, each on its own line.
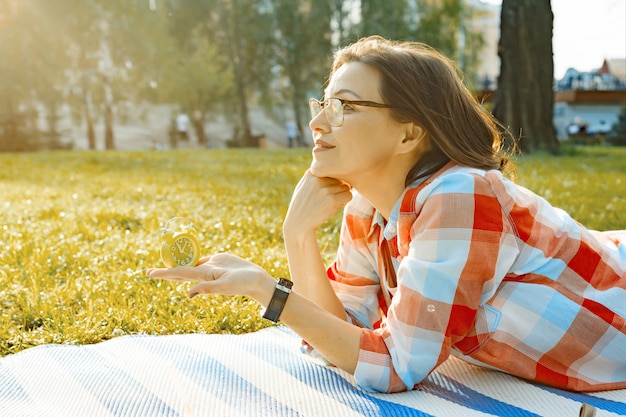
left=330, top=36, right=515, bottom=185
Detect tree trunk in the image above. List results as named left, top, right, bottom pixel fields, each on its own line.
left=224, top=0, right=252, bottom=147
left=82, top=71, right=96, bottom=150
left=192, top=110, right=207, bottom=147
left=493, top=0, right=557, bottom=154
left=234, top=72, right=253, bottom=147
left=291, top=92, right=305, bottom=147
left=102, top=72, right=115, bottom=150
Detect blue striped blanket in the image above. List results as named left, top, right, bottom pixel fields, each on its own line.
left=0, top=327, right=624, bottom=416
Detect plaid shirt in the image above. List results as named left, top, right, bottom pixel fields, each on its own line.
left=327, top=164, right=626, bottom=393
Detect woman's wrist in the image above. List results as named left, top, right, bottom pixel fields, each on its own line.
left=250, top=273, right=279, bottom=308
left=282, top=215, right=319, bottom=241
left=283, top=225, right=318, bottom=249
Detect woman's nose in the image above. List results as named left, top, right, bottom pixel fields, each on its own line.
left=309, top=109, right=331, bottom=134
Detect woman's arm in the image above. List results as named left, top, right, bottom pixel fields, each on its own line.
left=265, top=280, right=363, bottom=374
left=146, top=253, right=362, bottom=374
left=283, top=231, right=348, bottom=319
left=282, top=170, right=352, bottom=319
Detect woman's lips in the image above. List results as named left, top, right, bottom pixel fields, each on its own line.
left=314, top=140, right=335, bottom=151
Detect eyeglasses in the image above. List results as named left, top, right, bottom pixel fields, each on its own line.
left=309, top=97, right=390, bottom=127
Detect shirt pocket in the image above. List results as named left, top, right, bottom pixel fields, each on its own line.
left=455, top=304, right=502, bottom=355
left=481, top=304, right=501, bottom=332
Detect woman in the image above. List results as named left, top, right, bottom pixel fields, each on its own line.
left=147, top=36, right=626, bottom=393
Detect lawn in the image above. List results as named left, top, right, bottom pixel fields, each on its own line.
left=0, top=146, right=624, bottom=356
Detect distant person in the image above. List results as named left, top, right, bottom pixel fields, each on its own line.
left=566, top=122, right=580, bottom=135
left=148, top=36, right=626, bottom=394
left=597, top=120, right=611, bottom=135
left=167, top=118, right=178, bottom=149
left=176, top=112, right=191, bottom=142
left=285, top=120, right=299, bottom=148
left=192, top=110, right=207, bottom=147
left=480, top=75, right=492, bottom=90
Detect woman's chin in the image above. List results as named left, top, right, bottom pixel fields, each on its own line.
left=311, top=160, right=346, bottom=181
left=309, top=163, right=323, bottom=177
left=309, top=164, right=329, bottom=177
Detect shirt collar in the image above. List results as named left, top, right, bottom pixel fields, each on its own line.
left=374, top=165, right=439, bottom=240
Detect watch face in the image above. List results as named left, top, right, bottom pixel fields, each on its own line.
left=160, top=217, right=201, bottom=268
left=171, top=236, right=197, bottom=266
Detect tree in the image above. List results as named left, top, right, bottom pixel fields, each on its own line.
left=37, top=0, right=174, bottom=151
left=492, top=0, right=556, bottom=153
left=88, top=0, right=178, bottom=150
left=360, top=0, right=415, bottom=40
left=415, top=0, right=485, bottom=82
left=167, top=0, right=275, bottom=147
left=42, top=0, right=109, bottom=150
left=217, top=0, right=275, bottom=147
left=272, top=0, right=334, bottom=144
left=328, top=0, right=361, bottom=47
left=0, top=1, right=499, bottom=151
left=0, top=0, right=68, bottom=151
left=156, top=30, right=234, bottom=147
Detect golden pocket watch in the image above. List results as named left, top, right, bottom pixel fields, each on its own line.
left=160, top=217, right=201, bottom=268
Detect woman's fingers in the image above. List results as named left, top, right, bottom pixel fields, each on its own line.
left=146, top=253, right=271, bottom=300
left=147, top=253, right=254, bottom=283
left=188, top=281, right=221, bottom=298
left=146, top=266, right=199, bottom=281
left=196, top=255, right=212, bottom=265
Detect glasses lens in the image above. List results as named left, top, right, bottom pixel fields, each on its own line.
left=309, top=99, right=322, bottom=118
left=327, top=98, right=343, bottom=126
left=309, top=98, right=343, bottom=126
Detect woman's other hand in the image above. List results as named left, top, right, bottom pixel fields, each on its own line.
left=283, top=170, right=352, bottom=238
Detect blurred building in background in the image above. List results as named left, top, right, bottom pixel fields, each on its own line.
left=469, top=0, right=501, bottom=90
left=554, top=59, right=626, bottom=141
left=467, top=1, right=625, bottom=145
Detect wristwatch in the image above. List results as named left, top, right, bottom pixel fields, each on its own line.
left=262, top=278, right=293, bottom=323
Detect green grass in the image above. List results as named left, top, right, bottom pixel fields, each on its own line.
left=0, top=146, right=624, bottom=356
left=513, top=146, right=626, bottom=230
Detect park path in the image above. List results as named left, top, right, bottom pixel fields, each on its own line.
left=59, top=104, right=299, bottom=151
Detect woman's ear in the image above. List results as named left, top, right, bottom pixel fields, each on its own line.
left=399, top=124, right=427, bottom=153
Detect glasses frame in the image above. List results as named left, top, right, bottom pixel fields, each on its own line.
left=309, top=98, right=390, bottom=127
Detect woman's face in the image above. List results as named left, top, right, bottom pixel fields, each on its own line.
left=309, top=62, right=410, bottom=185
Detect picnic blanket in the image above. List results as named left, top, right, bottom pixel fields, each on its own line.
left=0, top=327, right=624, bottom=417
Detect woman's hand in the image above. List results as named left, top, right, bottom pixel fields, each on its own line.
left=283, top=170, right=352, bottom=238
left=148, top=251, right=362, bottom=378
left=280, top=170, right=351, bottom=317
left=146, top=253, right=275, bottom=302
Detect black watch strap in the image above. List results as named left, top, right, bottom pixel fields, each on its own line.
left=262, top=278, right=293, bottom=323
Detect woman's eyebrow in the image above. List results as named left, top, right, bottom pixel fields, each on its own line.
left=324, top=88, right=363, bottom=99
